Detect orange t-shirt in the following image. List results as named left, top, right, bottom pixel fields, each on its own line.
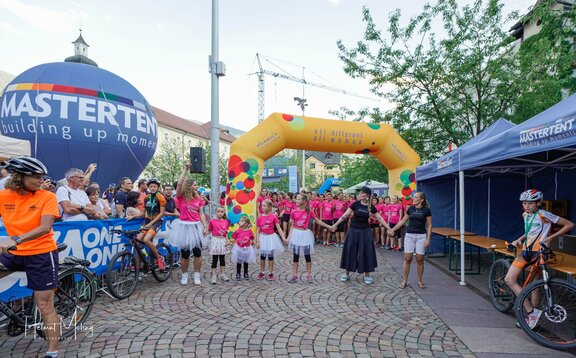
left=0, top=189, right=59, bottom=256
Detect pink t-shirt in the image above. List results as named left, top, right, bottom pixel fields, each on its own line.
left=232, top=228, right=254, bottom=248
left=208, top=218, right=230, bottom=237
left=283, top=201, right=296, bottom=215
left=257, top=195, right=271, bottom=214
left=310, top=199, right=321, bottom=215
left=257, top=213, right=279, bottom=235
left=378, top=204, right=390, bottom=223
left=388, top=203, right=403, bottom=224
left=177, top=196, right=205, bottom=222
left=320, top=200, right=334, bottom=220
left=291, top=208, right=315, bottom=229
left=332, top=200, right=347, bottom=219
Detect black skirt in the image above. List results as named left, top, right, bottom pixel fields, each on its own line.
left=340, top=227, right=378, bottom=273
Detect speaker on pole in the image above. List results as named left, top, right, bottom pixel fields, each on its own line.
left=190, top=147, right=206, bottom=173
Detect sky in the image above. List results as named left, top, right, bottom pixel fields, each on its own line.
left=0, top=0, right=531, bottom=131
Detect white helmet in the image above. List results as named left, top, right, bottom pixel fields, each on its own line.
left=519, top=189, right=543, bottom=202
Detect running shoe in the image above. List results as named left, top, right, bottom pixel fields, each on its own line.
left=527, top=308, right=542, bottom=329
left=180, top=273, right=188, bottom=285
left=220, top=273, right=230, bottom=282
left=156, top=257, right=165, bottom=270
left=340, top=274, right=349, bottom=282
left=256, top=272, right=266, bottom=280
left=267, top=273, right=275, bottom=281
left=236, top=273, right=242, bottom=281
left=364, top=276, right=374, bottom=284
left=244, top=273, right=250, bottom=280
left=211, top=273, right=217, bottom=284
left=288, top=274, right=298, bottom=283
left=194, top=272, right=201, bottom=285
left=306, top=275, right=314, bottom=283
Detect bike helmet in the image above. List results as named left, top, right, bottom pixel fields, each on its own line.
left=1, top=156, right=48, bottom=175
left=147, top=178, right=161, bottom=186
left=519, top=189, right=543, bottom=202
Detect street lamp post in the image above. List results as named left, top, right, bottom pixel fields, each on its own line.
left=293, top=97, right=307, bottom=191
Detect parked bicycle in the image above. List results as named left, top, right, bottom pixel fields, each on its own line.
left=488, top=242, right=576, bottom=350
left=105, top=229, right=173, bottom=300
left=0, top=243, right=96, bottom=340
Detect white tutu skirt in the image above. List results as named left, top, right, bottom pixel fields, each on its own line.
left=288, top=229, right=315, bottom=255
left=259, top=233, right=285, bottom=257
left=231, top=244, right=257, bottom=264
left=165, top=220, right=203, bottom=251
left=209, top=236, right=228, bottom=255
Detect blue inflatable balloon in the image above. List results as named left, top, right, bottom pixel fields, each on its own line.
left=0, top=62, right=157, bottom=187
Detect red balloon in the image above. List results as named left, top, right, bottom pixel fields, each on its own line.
left=282, top=114, right=294, bottom=121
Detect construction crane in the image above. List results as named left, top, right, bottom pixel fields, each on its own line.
left=253, top=53, right=375, bottom=122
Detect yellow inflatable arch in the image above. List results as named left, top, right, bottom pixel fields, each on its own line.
left=225, top=113, right=420, bottom=235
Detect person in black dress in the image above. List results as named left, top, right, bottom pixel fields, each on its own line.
left=330, top=186, right=392, bottom=284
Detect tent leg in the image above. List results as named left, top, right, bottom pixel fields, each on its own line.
left=459, top=170, right=466, bottom=286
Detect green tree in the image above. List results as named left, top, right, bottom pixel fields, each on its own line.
left=512, top=0, right=576, bottom=122
left=336, top=0, right=521, bottom=161
left=339, top=155, right=388, bottom=189
left=143, top=137, right=228, bottom=190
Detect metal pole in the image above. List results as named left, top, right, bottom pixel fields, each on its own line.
left=459, top=170, right=466, bottom=286
left=301, top=106, right=305, bottom=191
left=209, top=0, right=222, bottom=217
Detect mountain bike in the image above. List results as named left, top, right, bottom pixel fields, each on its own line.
left=0, top=243, right=97, bottom=340
left=105, top=229, right=173, bottom=300
left=488, top=242, right=576, bottom=350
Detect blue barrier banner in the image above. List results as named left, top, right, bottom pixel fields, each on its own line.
left=0, top=217, right=176, bottom=302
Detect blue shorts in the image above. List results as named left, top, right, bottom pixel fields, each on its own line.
left=0, top=250, right=59, bottom=291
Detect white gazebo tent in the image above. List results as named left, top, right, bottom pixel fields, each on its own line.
left=0, top=135, right=31, bottom=161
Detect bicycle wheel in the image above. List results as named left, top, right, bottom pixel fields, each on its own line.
left=105, top=251, right=139, bottom=299
left=515, top=278, right=576, bottom=350
left=488, top=259, right=514, bottom=312
left=54, top=267, right=97, bottom=340
left=152, top=242, right=173, bottom=282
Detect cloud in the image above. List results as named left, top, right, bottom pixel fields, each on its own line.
left=0, top=0, right=80, bottom=33
left=326, top=0, right=342, bottom=4
left=0, top=21, right=17, bottom=33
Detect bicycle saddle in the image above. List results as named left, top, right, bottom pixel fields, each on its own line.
left=61, top=256, right=91, bottom=267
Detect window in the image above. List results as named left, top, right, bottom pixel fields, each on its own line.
left=326, top=165, right=334, bottom=170
left=310, top=163, right=316, bottom=169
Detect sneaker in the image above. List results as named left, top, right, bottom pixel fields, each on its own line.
left=193, top=272, right=201, bottom=285
left=267, top=273, right=275, bottom=281
left=220, top=273, right=230, bottom=282
left=156, top=257, right=165, bottom=270
left=386, top=245, right=392, bottom=251
left=236, top=273, right=242, bottom=281
left=244, top=273, right=250, bottom=280
left=393, top=246, right=400, bottom=251
left=211, top=273, right=217, bottom=284
left=340, top=274, right=349, bottom=282
left=256, top=272, right=266, bottom=280
left=527, top=308, right=542, bottom=329
left=306, top=275, right=313, bottom=283
left=288, top=274, right=298, bottom=283
left=364, top=276, right=374, bottom=284
left=180, top=273, right=189, bottom=285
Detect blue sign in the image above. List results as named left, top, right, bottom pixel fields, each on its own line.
left=0, top=62, right=157, bottom=186
left=0, top=217, right=176, bottom=302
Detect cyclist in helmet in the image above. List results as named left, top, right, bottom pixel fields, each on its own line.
left=0, top=156, right=62, bottom=357
left=505, top=189, right=574, bottom=329
left=133, top=178, right=167, bottom=270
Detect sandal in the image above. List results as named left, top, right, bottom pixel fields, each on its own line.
left=399, top=282, right=407, bottom=289
left=418, top=282, right=427, bottom=289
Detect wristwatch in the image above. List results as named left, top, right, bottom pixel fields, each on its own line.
left=79, top=205, right=85, bottom=212
left=11, top=236, right=22, bottom=245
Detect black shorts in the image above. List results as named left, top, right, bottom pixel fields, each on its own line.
left=282, top=214, right=290, bottom=223
left=0, top=250, right=59, bottom=291
left=144, top=218, right=163, bottom=235
left=322, top=219, right=333, bottom=227
left=336, top=221, right=347, bottom=232
left=370, top=223, right=379, bottom=228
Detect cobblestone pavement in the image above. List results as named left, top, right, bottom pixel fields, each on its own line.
left=1, top=246, right=474, bottom=358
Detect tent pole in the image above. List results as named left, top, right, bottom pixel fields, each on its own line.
left=459, top=170, right=466, bottom=286
left=487, top=178, right=491, bottom=237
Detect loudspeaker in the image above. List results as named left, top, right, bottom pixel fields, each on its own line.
left=190, top=147, right=206, bottom=173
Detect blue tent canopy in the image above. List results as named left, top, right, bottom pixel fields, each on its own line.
left=416, top=118, right=516, bottom=180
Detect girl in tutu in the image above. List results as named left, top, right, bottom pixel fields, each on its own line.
left=167, top=162, right=206, bottom=285
left=231, top=216, right=257, bottom=281
left=288, top=193, right=331, bottom=283
left=204, top=205, right=230, bottom=284
left=256, top=199, right=287, bottom=281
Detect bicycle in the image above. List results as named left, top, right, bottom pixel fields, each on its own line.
left=488, top=242, right=576, bottom=350
left=0, top=242, right=97, bottom=340
left=105, top=229, right=173, bottom=300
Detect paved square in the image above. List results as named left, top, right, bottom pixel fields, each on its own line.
left=0, top=247, right=474, bottom=357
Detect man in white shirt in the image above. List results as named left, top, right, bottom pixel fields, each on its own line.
left=56, top=168, right=96, bottom=221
